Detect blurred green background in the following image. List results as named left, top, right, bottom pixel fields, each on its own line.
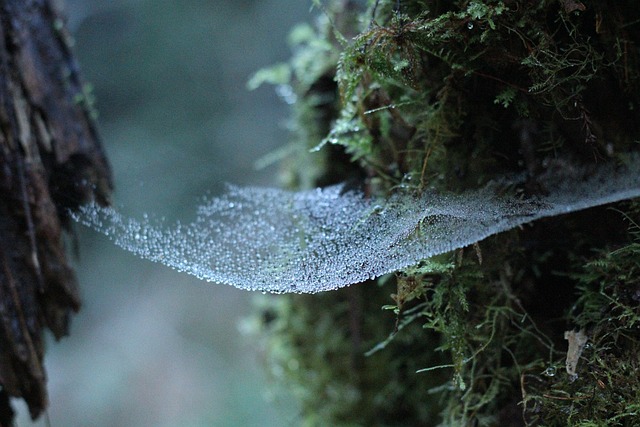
left=16, top=1, right=310, bottom=425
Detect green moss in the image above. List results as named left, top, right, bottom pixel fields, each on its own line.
left=329, top=0, right=640, bottom=190
left=250, top=1, right=640, bottom=425
left=521, top=203, right=640, bottom=425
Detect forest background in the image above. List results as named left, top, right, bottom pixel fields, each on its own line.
left=16, top=0, right=305, bottom=425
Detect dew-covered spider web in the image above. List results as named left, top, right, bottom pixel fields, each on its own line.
left=73, top=154, right=640, bottom=293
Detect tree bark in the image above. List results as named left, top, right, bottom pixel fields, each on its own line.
left=0, top=0, right=111, bottom=421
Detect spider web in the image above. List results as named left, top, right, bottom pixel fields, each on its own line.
left=73, top=154, right=640, bottom=293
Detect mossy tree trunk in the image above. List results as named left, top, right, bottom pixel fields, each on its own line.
left=254, top=1, right=640, bottom=425
left=0, top=0, right=111, bottom=422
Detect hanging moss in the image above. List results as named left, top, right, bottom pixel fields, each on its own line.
left=249, top=1, right=640, bottom=425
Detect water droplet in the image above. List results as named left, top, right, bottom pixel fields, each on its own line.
left=543, top=366, right=556, bottom=377
left=467, top=21, right=474, bottom=30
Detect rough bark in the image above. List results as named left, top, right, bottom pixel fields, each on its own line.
left=0, top=0, right=111, bottom=421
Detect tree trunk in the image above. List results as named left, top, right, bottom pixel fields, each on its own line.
left=0, top=0, right=111, bottom=422
left=255, top=1, right=640, bottom=425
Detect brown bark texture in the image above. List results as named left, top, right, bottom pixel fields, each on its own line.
left=0, top=0, right=112, bottom=422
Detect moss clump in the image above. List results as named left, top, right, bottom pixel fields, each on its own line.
left=521, top=202, right=640, bottom=425
left=335, top=0, right=639, bottom=191
left=249, top=1, right=640, bottom=425
left=252, top=281, right=450, bottom=426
